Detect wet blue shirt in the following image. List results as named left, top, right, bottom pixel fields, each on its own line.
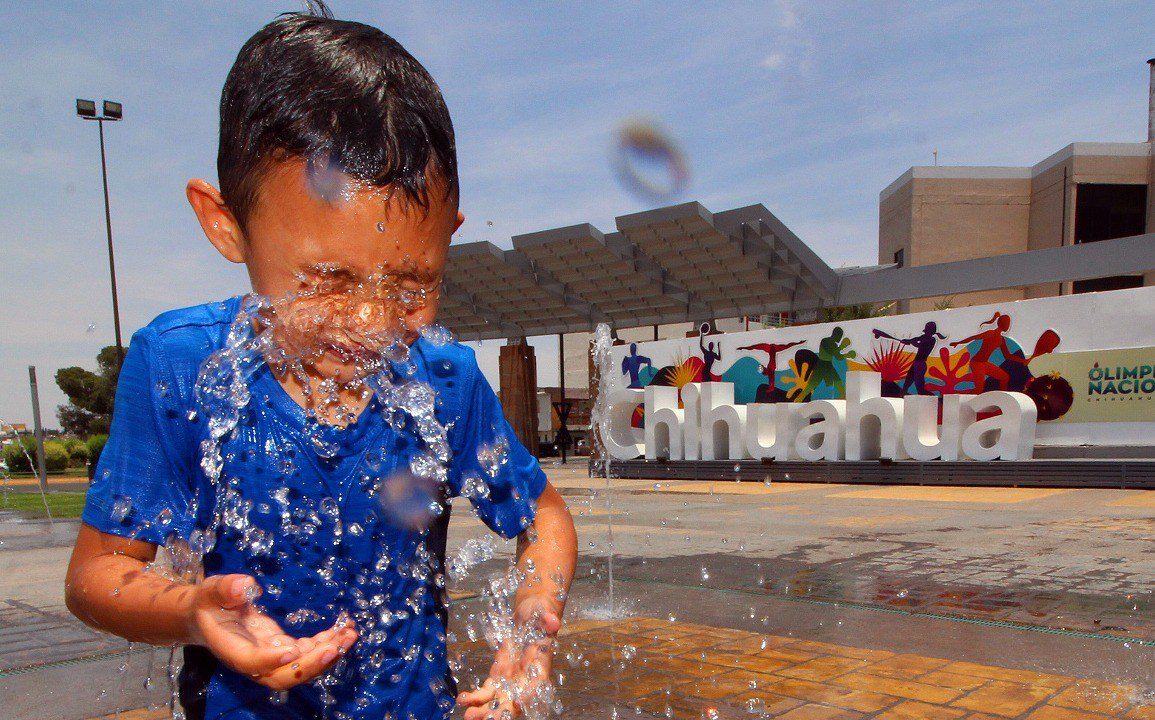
left=82, top=297, right=547, bottom=720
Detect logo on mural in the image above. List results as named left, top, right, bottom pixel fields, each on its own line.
left=622, top=311, right=1074, bottom=427
left=1087, top=362, right=1155, bottom=397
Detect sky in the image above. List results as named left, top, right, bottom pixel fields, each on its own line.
left=0, top=1, right=1152, bottom=427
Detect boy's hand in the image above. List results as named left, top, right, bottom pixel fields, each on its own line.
left=457, top=596, right=561, bottom=720
left=188, top=574, right=358, bottom=692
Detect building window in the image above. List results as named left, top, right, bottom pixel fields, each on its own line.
left=1074, top=183, right=1147, bottom=244
left=1073, top=275, right=1143, bottom=294
left=1071, top=184, right=1147, bottom=294
left=893, top=248, right=904, bottom=268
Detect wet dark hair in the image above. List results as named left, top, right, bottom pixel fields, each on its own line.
left=218, top=1, right=458, bottom=226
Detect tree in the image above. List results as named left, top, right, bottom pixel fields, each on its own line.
left=56, top=345, right=120, bottom=437
left=817, top=302, right=896, bottom=323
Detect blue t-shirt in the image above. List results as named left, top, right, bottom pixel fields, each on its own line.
left=82, top=297, right=547, bottom=720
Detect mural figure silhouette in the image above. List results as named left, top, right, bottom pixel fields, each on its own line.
left=739, top=340, right=805, bottom=402
left=621, top=342, right=653, bottom=389
left=952, top=312, right=1019, bottom=391
left=700, top=331, right=722, bottom=382
left=873, top=321, right=946, bottom=395
left=791, top=327, right=855, bottom=401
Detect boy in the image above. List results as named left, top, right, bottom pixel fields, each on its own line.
left=64, top=6, right=577, bottom=720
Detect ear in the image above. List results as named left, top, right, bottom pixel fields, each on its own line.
left=186, top=179, right=246, bottom=264
left=453, top=210, right=465, bottom=234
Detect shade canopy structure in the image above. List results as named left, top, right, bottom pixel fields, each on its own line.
left=437, top=200, right=1155, bottom=341
left=438, top=202, right=842, bottom=340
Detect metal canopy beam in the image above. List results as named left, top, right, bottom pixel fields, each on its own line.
left=835, top=232, right=1155, bottom=305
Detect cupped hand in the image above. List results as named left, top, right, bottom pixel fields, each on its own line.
left=188, top=574, right=358, bottom=691
left=457, top=596, right=561, bottom=720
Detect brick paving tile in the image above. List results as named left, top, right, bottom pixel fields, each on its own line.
left=1024, top=705, right=1113, bottom=719
left=832, top=672, right=963, bottom=705
left=873, top=699, right=969, bottom=719
left=725, top=653, right=797, bottom=675
left=775, top=703, right=866, bottom=719
left=863, top=653, right=953, bottom=679
left=1048, top=679, right=1144, bottom=714
left=777, top=656, right=869, bottom=682
left=1124, top=704, right=1155, bottom=720
left=918, top=670, right=992, bottom=691
left=703, top=635, right=769, bottom=655
left=730, top=690, right=805, bottom=715
left=670, top=672, right=758, bottom=701
left=944, top=661, right=1075, bottom=690
left=762, top=677, right=898, bottom=713
left=756, top=646, right=821, bottom=664
left=789, top=639, right=893, bottom=662
left=631, top=692, right=719, bottom=720
left=951, top=680, right=1056, bottom=717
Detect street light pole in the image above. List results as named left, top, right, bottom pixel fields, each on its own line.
left=76, top=99, right=125, bottom=365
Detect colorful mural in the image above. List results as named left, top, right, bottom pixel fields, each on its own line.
left=623, top=309, right=1076, bottom=427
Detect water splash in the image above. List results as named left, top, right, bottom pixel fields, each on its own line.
left=590, top=323, right=625, bottom=619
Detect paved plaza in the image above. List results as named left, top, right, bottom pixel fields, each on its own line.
left=1, top=466, right=1152, bottom=718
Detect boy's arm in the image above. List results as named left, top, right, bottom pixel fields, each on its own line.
left=512, top=481, right=578, bottom=622
left=458, top=481, right=577, bottom=719
left=66, top=523, right=356, bottom=690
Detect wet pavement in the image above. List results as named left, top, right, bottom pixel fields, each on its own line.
left=92, top=612, right=1155, bottom=719
left=3, top=465, right=1151, bottom=718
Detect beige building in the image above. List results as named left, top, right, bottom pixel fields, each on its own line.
left=879, top=61, right=1155, bottom=314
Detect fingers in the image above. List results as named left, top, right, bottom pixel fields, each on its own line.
left=460, top=680, right=512, bottom=720
left=255, top=626, right=358, bottom=691
left=464, top=700, right=513, bottom=720
left=201, top=574, right=257, bottom=610
left=536, top=611, right=562, bottom=637
left=456, top=682, right=496, bottom=709
left=212, top=633, right=301, bottom=677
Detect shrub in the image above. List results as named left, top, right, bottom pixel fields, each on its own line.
left=64, top=438, right=89, bottom=467
left=43, top=440, right=70, bottom=472
left=2, top=437, right=37, bottom=473
left=87, top=434, right=109, bottom=468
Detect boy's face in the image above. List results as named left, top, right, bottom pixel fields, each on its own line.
left=188, top=159, right=463, bottom=379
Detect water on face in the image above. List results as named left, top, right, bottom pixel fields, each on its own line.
left=104, top=265, right=562, bottom=718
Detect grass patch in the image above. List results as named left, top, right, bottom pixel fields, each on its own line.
left=0, top=490, right=87, bottom=518
left=5, top=469, right=87, bottom=479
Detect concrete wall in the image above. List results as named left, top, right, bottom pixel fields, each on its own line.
left=1024, top=160, right=1070, bottom=298
left=880, top=173, right=1031, bottom=313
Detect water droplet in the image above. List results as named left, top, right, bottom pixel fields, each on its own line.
left=419, top=324, right=454, bottom=346
left=111, top=497, right=132, bottom=523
